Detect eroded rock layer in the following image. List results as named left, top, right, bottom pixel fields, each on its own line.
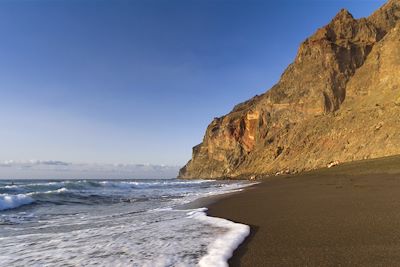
left=179, top=0, right=400, bottom=179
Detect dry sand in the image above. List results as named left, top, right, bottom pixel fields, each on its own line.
left=207, top=156, right=400, bottom=266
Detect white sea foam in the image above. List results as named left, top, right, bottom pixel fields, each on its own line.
left=0, top=179, right=254, bottom=266
left=99, top=179, right=215, bottom=190
left=188, top=209, right=250, bottom=267
left=4, top=184, right=19, bottom=189
left=38, top=187, right=69, bottom=195
left=0, top=194, right=34, bottom=211
left=0, top=188, right=68, bottom=211
left=0, top=208, right=250, bottom=267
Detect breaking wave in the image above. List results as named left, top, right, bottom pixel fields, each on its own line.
left=0, top=194, right=34, bottom=211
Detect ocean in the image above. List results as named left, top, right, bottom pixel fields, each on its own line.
left=0, top=179, right=252, bottom=267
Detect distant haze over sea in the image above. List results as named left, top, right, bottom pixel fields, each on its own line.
left=0, top=160, right=179, bottom=179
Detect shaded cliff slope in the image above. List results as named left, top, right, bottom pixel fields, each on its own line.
left=179, top=0, right=400, bottom=179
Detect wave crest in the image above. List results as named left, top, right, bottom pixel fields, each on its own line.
left=0, top=194, right=34, bottom=211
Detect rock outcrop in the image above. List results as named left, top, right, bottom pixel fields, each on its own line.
left=179, top=0, right=400, bottom=179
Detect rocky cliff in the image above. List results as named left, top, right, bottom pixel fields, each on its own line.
left=179, top=0, right=400, bottom=179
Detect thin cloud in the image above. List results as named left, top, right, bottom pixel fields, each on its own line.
left=0, top=160, right=180, bottom=179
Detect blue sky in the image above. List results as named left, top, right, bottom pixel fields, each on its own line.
left=0, top=0, right=385, bottom=168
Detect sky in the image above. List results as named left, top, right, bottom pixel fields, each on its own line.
left=0, top=0, right=385, bottom=178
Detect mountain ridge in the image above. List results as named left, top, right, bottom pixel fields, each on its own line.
left=179, top=0, right=400, bottom=179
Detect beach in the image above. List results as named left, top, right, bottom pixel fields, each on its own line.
left=208, top=156, right=400, bottom=266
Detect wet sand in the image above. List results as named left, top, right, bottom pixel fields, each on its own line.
left=207, top=156, right=400, bottom=266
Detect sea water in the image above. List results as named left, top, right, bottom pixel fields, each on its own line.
left=0, top=179, right=252, bottom=266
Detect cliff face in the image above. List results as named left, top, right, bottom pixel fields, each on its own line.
left=179, top=0, right=400, bottom=179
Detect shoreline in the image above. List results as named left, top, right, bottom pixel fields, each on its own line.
left=175, top=181, right=258, bottom=266
left=177, top=182, right=259, bottom=210
left=206, top=156, right=400, bottom=266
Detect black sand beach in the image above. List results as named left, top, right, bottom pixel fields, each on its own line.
left=208, top=156, right=400, bottom=266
